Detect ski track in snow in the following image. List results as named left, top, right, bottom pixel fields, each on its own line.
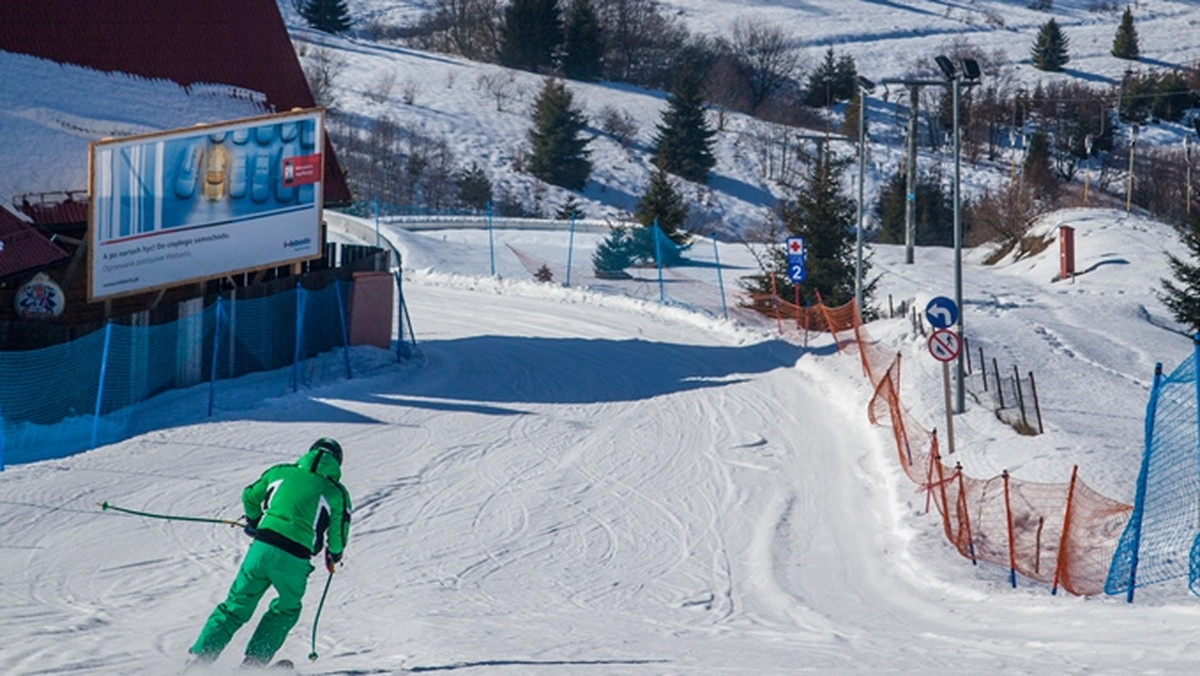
left=7, top=209, right=1200, bottom=673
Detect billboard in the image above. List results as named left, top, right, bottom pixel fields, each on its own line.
left=88, top=109, right=325, bottom=301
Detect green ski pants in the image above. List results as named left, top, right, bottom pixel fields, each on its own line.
left=189, top=539, right=314, bottom=663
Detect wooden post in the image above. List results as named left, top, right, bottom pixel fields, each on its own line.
left=993, top=357, right=1004, bottom=407
left=1052, top=465, right=1079, bottom=596
left=956, top=463, right=977, bottom=564
left=979, top=346, right=987, bottom=391
left=794, top=284, right=801, bottom=330
left=769, top=276, right=783, bottom=335
left=1029, top=371, right=1044, bottom=434
left=1014, top=363, right=1029, bottom=428
left=925, top=430, right=940, bottom=516
left=1034, top=515, right=1044, bottom=575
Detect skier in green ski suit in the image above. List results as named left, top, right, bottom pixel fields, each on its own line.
left=188, top=438, right=351, bottom=668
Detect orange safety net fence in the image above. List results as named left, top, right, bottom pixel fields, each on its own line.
left=811, top=296, right=1132, bottom=596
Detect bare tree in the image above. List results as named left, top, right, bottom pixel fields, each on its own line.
left=598, top=105, right=639, bottom=148
left=417, top=0, right=502, bottom=61
left=594, top=0, right=687, bottom=85
left=297, top=43, right=349, bottom=109
left=729, top=19, right=800, bottom=113
left=477, top=71, right=519, bottom=112
left=365, top=71, right=396, bottom=104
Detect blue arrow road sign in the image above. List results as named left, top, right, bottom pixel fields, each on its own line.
left=925, top=296, right=958, bottom=329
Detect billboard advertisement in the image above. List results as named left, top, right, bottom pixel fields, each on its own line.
left=88, top=109, right=324, bottom=301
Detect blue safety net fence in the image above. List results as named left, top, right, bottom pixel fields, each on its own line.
left=0, top=277, right=373, bottom=470
left=1106, top=346, right=1200, bottom=599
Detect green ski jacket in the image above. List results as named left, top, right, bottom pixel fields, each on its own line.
left=243, top=446, right=351, bottom=560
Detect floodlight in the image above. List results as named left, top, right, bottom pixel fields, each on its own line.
left=856, top=76, right=876, bottom=93
left=961, top=58, right=981, bottom=81
left=935, top=55, right=956, bottom=80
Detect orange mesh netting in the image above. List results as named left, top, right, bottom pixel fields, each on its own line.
left=770, top=292, right=1133, bottom=596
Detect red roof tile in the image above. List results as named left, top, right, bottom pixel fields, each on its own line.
left=16, top=192, right=89, bottom=226
left=0, top=207, right=70, bottom=281
left=0, top=0, right=350, bottom=204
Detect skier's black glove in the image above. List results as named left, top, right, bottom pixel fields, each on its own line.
left=243, top=517, right=259, bottom=538
left=325, top=550, right=342, bottom=573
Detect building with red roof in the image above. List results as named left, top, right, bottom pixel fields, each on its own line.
left=0, top=0, right=357, bottom=334
left=0, top=207, right=69, bottom=282
left=0, top=0, right=350, bottom=207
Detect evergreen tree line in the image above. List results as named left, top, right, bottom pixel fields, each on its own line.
left=1031, top=7, right=1138, bottom=72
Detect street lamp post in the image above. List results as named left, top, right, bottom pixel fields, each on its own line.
left=935, top=54, right=981, bottom=415
left=855, top=76, right=876, bottom=315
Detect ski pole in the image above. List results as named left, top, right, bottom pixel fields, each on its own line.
left=308, top=568, right=334, bottom=661
left=97, top=501, right=244, bottom=527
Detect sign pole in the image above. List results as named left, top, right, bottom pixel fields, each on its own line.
left=942, top=360, right=956, bottom=455
left=926, top=307, right=962, bottom=455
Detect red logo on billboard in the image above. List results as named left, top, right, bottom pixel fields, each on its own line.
left=282, top=153, right=322, bottom=188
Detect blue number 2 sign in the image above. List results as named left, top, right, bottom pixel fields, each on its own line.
left=786, top=237, right=806, bottom=283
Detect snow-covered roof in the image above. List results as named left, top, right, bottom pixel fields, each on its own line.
left=0, top=0, right=350, bottom=208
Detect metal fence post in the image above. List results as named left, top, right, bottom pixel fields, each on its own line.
left=335, top=278, right=352, bottom=380
left=91, top=322, right=114, bottom=450
left=208, top=297, right=223, bottom=417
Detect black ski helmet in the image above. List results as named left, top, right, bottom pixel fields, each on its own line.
left=310, top=437, right=343, bottom=466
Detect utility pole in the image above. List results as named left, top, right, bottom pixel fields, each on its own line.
left=880, top=76, right=956, bottom=265
left=855, top=76, right=876, bottom=314
left=905, top=85, right=918, bottom=265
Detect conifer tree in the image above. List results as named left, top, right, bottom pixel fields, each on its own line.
left=1022, top=128, right=1058, bottom=198
left=1111, top=7, right=1140, bottom=60
left=875, top=167, right=954, bottom=246
left=499, top=0, right=563, bottom=72
left=650, top=72, right=717, bottom=183
left=591, top=227, right=636, bottom=277
left=455, top=163, right=493, bottom=211
left=555, top=195, right=584, bottom=220
left=840, top=92, right=867, bottom=141
left=804, top=48, right=858, bottom=108
left=528, top=78, right=592, bottom=190
left=635, top=168, right=689, bottom=243
left=562, top=0, right=604, bottom=81
left=746, top=148, right=871, bottom=308
left=1031, top=19, right=1070, bottom=72
left=299, top=0, right=353, bottom=34
left=1159, top=212, right=1200, bottom=333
